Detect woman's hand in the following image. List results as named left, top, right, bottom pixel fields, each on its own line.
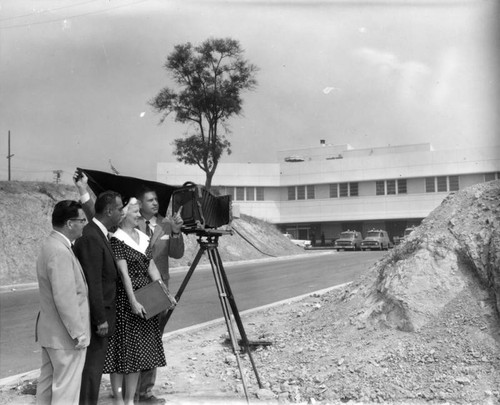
left=130, top=299, right=147, bottom=318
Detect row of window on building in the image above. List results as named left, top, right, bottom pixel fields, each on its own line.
left=222, top=173, right=499, bottom=202
left=224, top=186, right=265, bottom=201
left=290, top=176, right=458, bottom=200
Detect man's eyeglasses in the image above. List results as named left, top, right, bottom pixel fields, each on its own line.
left=69, top=218, right=87, bottom=223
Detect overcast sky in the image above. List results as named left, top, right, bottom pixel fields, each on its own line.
left=0, top=0, right=498, bottom=183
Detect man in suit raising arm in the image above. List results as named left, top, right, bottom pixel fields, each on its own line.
left=35, top=200, right=90, bottom=405
left=74, top=191, right=124, bottom=405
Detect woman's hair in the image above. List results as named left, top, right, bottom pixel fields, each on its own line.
left=52, top=200, right=83, bottom=228
left=119, top=197, right=139, bottom=225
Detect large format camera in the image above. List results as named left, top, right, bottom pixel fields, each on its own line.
left=77, top=168, right=232, bottom=234
left=171, top=182, right=232, bottom=233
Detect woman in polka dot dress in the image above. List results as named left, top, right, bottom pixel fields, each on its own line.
left=103, top=198, right=166, bottom=405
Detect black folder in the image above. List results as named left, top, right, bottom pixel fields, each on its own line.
left=134, top=280, right=176, bottom=319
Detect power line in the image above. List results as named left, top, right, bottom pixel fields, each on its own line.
left=6, top=167, right=63, bottom=174
left=0, top=0, right=101, bottom=22
left=0, top=0, right=151, bottom=30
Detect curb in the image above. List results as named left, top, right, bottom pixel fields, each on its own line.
left=0, top=281, right=350, bottom=388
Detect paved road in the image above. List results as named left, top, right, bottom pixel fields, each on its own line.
left=0, top=251, right=383, bottom=378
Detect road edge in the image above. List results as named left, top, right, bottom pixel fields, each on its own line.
left=0, top=281, right=350, bottom=388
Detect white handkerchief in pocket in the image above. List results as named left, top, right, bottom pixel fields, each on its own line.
left=160, top=235, right=170, bottom=240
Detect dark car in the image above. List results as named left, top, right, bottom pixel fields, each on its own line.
left=361, top=229, right=392, bottom=251
left=334, top=230, right=363, bottom=251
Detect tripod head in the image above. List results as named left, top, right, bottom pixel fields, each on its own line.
left=181, top=227, right=233, bottom=244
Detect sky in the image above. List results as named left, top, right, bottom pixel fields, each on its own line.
left=0, top=0, right=498, bottom=184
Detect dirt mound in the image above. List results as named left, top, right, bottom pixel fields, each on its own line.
left=355, top=179, right=500, bottom=332
left=0, top=181, right=304, bottom=286
left=0, top=182, right=80, bottom=285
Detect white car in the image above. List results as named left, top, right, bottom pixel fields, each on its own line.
left=283, top=233, right=312, bottom=248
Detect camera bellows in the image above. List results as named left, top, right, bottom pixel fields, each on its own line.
left=172, top=182, right=232, bottom=231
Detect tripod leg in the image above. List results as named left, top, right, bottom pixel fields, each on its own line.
left=207, top=248, right=251, bottom=403
left=213, top=248, right=263, bottom=389
left=164, top=245, right=205, bottom=326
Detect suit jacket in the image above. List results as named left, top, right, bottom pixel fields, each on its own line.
left=138, top=214, right=184, bottom=282
left=73, top=220, right=118, bottom=336
left=36, top=231, right=90, bottom=349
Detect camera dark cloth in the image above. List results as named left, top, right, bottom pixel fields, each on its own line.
left=77, top=168, right=177, bottom=217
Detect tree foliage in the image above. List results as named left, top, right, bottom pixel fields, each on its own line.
left=150, top=37, right=258, bottom=189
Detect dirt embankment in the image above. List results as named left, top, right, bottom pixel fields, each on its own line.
left=0, top=181, right=304, bottom=286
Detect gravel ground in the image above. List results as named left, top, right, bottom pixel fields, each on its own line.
left=3, top=277, right=498, bottom=405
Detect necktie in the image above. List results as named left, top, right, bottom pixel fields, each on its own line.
left=145, top=220, right=153, bottom=237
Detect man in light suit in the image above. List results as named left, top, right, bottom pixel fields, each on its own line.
left=36, top=200, right=90, bottom=405
left=74, top=191, right=124, bottom=405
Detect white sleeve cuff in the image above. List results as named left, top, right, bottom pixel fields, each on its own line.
left=80, top=192, right=90, bottom=203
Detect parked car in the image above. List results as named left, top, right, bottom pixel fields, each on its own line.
left=283, top=233, right=312, bottom=248
left=393, top=226, right=416, bottom=245
left=334, top=230, right=363, bottom=251
left=361, top=229, right=392, bottom=251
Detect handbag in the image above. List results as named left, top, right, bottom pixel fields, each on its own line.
left=134, top=279, right=176, bottom=320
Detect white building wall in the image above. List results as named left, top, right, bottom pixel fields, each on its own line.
left=233, top=201, right=281, bottom=222
left=277, top=193, right=446, bottom=224
left=316, top=184, right=330, bottom=199
left=157, top=144, right=500, bottom=225
left=460, top=173, right=488, bottom=189
left=358, top=181, right=373, bottom=197
left=407, top=178, right=424, bottom=194
left=278, top=146, right=500, bottom=186
left=157, top=162, right=281, bottom=187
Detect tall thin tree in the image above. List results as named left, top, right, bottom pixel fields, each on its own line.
left=150, top=38, right=258, bottom=189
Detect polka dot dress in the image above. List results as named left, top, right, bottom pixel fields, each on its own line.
left=103, top=238, right=166, bottom=374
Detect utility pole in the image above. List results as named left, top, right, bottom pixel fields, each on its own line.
left=7, top=131, right=14, bottom=181
left=53, top=170, right=62, bottom=184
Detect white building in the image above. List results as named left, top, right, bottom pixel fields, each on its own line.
left=158, top=142, right=500, bottom=244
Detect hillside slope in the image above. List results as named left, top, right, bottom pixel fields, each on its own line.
left=0, top=181, right=304, bottom=286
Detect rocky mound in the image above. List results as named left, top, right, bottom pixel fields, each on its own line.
left=357, top=179, right=500, bottom=332
left=0, top=181, right=304, bottom=286
left=239, top=179, right=500, bottom=404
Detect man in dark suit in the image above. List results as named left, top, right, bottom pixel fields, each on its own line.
left=135, top=186, right=184, bottom=403
left=74, top=191, right=124, bottom=405
left=36, top=200, right=90, bottom=405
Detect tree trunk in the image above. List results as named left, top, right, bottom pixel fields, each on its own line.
left=205, top=172, right=213, bottom=190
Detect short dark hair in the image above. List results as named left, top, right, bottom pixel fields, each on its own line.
left=52, top=200, right=83, bottom=228
left=95, top=191, right=121, bottom=214
left=135, top=186, right=156, bottom=201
